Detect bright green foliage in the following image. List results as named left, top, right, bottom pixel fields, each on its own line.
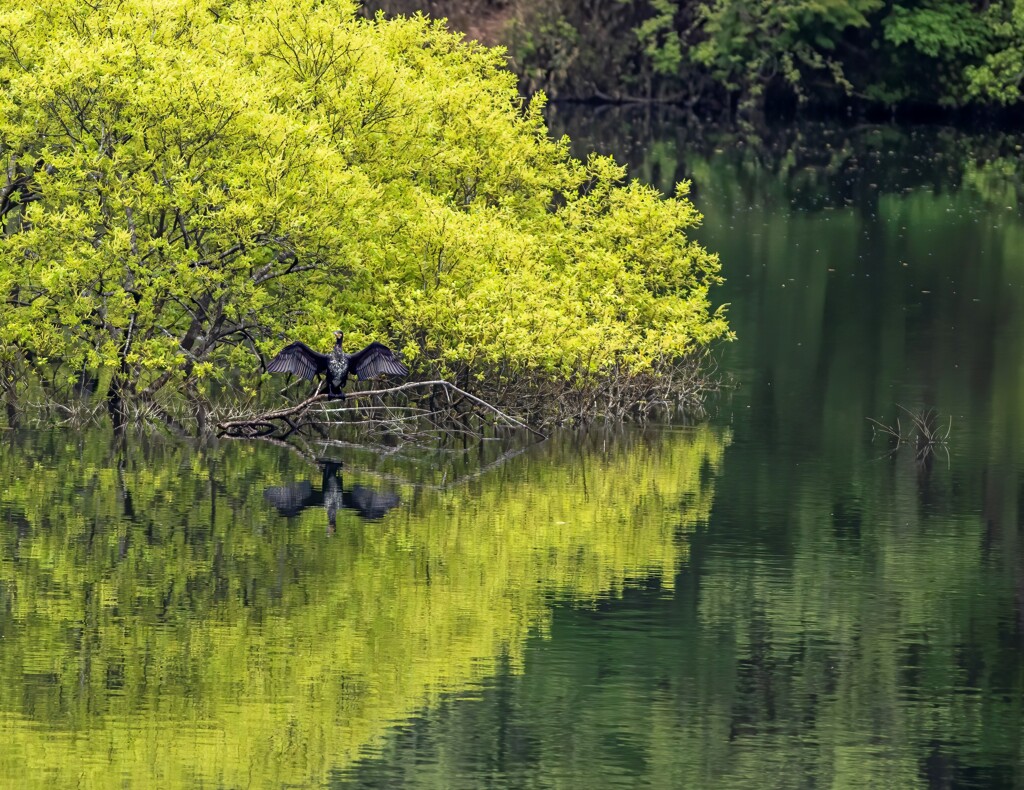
left=688, top=0, right=1024, bottom=108
left=0, top=0, right=728, bottom=417
left=634, top=0, right=684, bottom=77
left=693, top=0, right=879, bottom=106
left=0, top=424, right=728, bottom=787
left=884, top=2, right=989, bottom=58
left=965, top=0, right=1024, bottom=104
left=862, top=1, right=994, bottom=106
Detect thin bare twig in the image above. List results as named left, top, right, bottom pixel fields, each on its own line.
left=868, top=404, right=951, bottom=464
left=215, top=379, right=548, bottom=441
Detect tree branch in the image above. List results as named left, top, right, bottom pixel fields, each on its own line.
left=216, top=379, right=547, bottom=440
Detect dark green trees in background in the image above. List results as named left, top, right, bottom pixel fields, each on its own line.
left=366, top=0, right=1024, bottom=114
left=690, top=0, right=1024, bottom=111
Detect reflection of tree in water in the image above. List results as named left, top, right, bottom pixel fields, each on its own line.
left=548, top=105, right=1024, bottom=215
left=264, top=460, right=401, bottom=534
left=497, top=107, right=1024, bottom=788
left=342, top=441, right=1024, bottom=789
left=0, top=425, right=728, bottom=789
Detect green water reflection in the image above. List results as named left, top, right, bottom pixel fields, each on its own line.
left=344, top=451, right=1023, bottom=788
left=0, top=427, right=726, bottom=788
left=4, top=116, right=1024, bottom=789
left=333, top=116, right=1024, bottom=788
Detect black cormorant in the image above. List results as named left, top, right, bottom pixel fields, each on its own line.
left=266, top=330, right=408, bottom=399
left=263, top=461, right=401, bottom=534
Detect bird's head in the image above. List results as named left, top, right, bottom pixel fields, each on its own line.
left=333, top=330, right=344, bottom=345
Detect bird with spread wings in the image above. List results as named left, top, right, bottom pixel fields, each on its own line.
left=266, top=330, right=408, bottom=399
left=263, top=461, right=401, bottom=534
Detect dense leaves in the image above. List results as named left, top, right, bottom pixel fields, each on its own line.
left=0, top=0, right=728, bottom=423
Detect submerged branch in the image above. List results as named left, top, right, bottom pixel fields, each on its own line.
left=216, top=379, right=548, bottom=441
left=868, top=404, right=952, bottom=463
left=345, top=379, right=544, bottom=437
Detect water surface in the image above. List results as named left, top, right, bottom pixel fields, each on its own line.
left=2, top=116, right=1024, bottom=788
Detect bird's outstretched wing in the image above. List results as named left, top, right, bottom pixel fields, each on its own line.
left=345, top=485, right=401, bottom=520
left=266, top=341, right=330, bottom=381
left=263, top=481, right=318, bottom=516
left=347, top=341, right=409, bottom=380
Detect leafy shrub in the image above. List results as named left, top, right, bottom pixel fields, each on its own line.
left=0, top=0, right=728, bottom=420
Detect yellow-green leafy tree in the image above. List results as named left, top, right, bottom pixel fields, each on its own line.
left=0, top=0, right=728, bottom=424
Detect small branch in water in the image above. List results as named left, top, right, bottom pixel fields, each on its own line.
left=868, top=404, right=951, bottom=462
left=216, top=379, right=548, bottom=441
left=344, top=380, right=545, bottom=438
left=217, top=381, right=326, bottom=437
left=867, top=415, right=902, bottom=444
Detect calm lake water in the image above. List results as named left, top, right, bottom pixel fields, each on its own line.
left=2, top=114, right=1024, bottom=788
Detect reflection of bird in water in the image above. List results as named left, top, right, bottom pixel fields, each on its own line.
left=266, top=330, right=408, bottom=399
left=263, top=461, right=400, bottom=534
